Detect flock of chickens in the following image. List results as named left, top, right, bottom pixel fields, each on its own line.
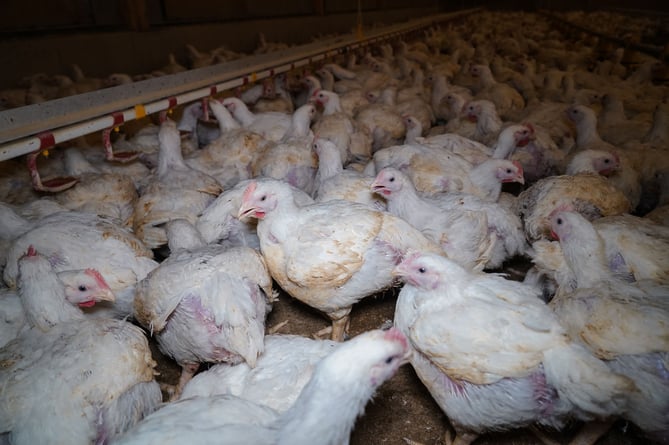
left=1, top=8, right=668, bottom=445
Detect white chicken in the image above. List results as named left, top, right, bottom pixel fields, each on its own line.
left=181, top=334, right=338, bottom=411
left=133, top=220, right=274, bottom=398
left=548, top=209, right=669, bottom=444
left=311, top=89, right=373, bottom=163
left=4, top=210, right=158, bottom=318
left=133, top=119, right=222, bottom=249
left=252, top=104, right=319, bottom=195
left=184, top=99, right=267, bottom=189
left=55, top=147, right=138, bottom=227
left=238, top=178, right=443, bottom=340
left=372, top=167, right=527, bottom=270
left=517, top=173, right=631, bottom=242
left=469, top=63, right=525, bottom=118
left=0, top=250, right=161, bottom=445
left=195, top=178, right=314, bottom=249
left=0, top=261, right=116, bottom=347
left=313, top=138, right=386, bottom=210
left=113, top=328, right=409, bottom=445
left=222, top=96, right=292, bottom=142
left=566, top=104, right=642, bottom=211
left=392, top=251, right=635, bottom=445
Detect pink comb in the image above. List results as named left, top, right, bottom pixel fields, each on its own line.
left=311, top=88, right=322, bottom=97
left=383, top=327, right=409, bottom=350
left=242, top=181, right=257, bottom=203
left=85, top=269, right=111, bottom=290
left=26, top=245, right=37, bottom=257
left=512, top=160, right=524, bottom=174
left=548, top=202, right=575, bottom=219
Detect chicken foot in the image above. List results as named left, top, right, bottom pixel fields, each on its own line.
left=164, top=362, right=200, bottom=402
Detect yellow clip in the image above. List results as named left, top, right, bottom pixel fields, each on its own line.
left=41, top=149, right=49, bottom=157
left=113, top=126, right=120, bottom=132
left=251, top=72, right=257, bottom=83
left=168, top=109, right=173, bottom=115
left=134, top=104, right=147, bottom=119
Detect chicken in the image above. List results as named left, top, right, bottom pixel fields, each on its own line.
left=461, top=99, right=502, bottom=146
left=252, top=104, right=318, bottom=195
left=222, top=96, right=292, bottom=142
left=469, top=63, right=525, bottom=118
left=113, top=328, right=409, bottom=445
left=55, top=147, right=138, bottom=226
left=133, top=221, right=274, bottom=398
left=133, top=119, right=222, bottom=249
left=372, top=167, right=527, bottom=270
left=0, top=250, right=161, bottom=444
left=548, top=209, right=669, bottom=444
left=354, top=94, right=406, bottom=151
left=195, top=178, right=314, bottom=249
left=176, top=100, right=222, bottom=148
left=184, top=99, right=267, bottom=189
left=392, top=251, right=634, bottom=445
left=181, top=334, right=338, bottom=411
left=517, top=173, right=631, bottom=242
left=238, top=178, right=443, bottom=340
left=566, top=104, right=642, bottom=211
left=4, top=211, right=158, bottom=318
left=371, top=168, right=493, bottom=271
left=0, top=265, right=115, bottom=347
left=642, top=98, right=669, bottom=147
left=597, top=93, right=651, bottom=146
left=311, top=89, right=373, bottom=163
left=313, top=138, right=386, bottom=210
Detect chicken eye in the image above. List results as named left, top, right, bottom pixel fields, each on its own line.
left=78, top=285, right=87, bottom=292
left=418, top=267, right=426, bottom=273
left=385, top=356, right=396, bottom=364
left=556, top=217, right=563, bottom=225
left=260, top=195, right=266, bottom=202
left=389, top=177, right=395, bottom=182
left=604, top=159, right=610, bottom=164
left=506, top=169, right=512, bottom=174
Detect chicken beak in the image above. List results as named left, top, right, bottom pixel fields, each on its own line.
left=95, top=287, right=116, bottom=303
left=237, top=203, right=256, bottom=220
left=391, top=263, right=408, bottom=279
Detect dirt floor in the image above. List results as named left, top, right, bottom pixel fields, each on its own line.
left=148, top=256, right=649, bottom=445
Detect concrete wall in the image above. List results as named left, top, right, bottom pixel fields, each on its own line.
left=0, top=6, right=441, bottom=89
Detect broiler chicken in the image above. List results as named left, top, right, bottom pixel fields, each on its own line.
left=0, top=250, right=161, bottom=445
left=566, top=104, right=642, bottom=211
left=252, top=103, right=318, bottom=195
left=517, top=173, right=631, bottom=241
left=548, top=209, right=669, bottom=444
left=184, top=99, right=267, bottom=189
left=313, top=138, right=385, bottom=210
left=311, top=89, right=373, bottom=163
left=181, top=334, right=338, bottom=411
left=469, top=63, right=525, bottom=118
left=133, top=119, right=222, bottom=249
left=222, top=97, right=292, bottom=142
left=4, top=210, right=158, bottom=318
left=237, top=178, right=443, bottom=340
left=392, top=251, right=635, bottom=445
left=113, top=328, right=409, bottom=445
left=195, top=178, right=314, bottom=249
left=55, top=147, right=138, bottom=226
left=0, top=262, right=115, bottom=347
left=372, top=167, right=527, bottom=270
left=133, top=220, right=274, bottom=398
